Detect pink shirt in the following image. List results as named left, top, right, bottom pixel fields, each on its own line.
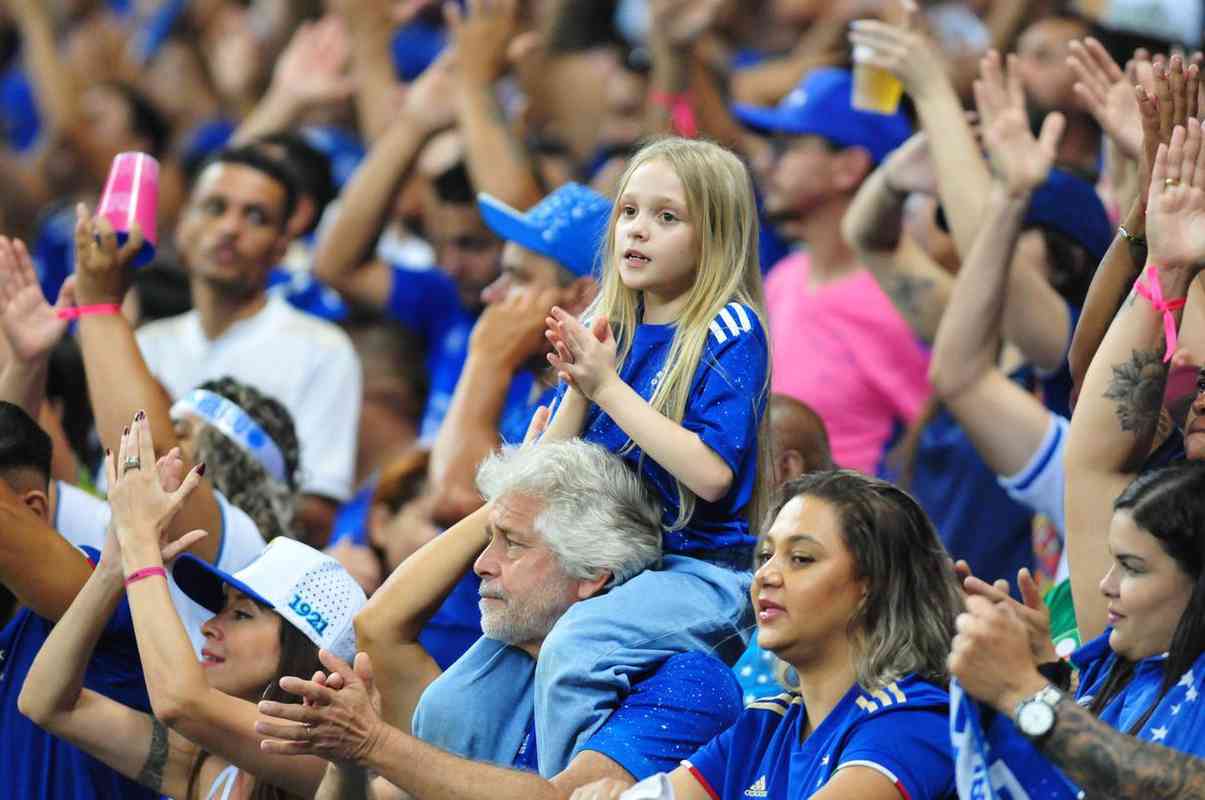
left=765, top=251, right=932, bottom=474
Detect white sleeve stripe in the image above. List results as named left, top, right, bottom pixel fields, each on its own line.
left=709, top=320, right=728, bottom=343
left=729, top=302, right=752, bottom=332
left=718, top=307, right=741, bottom=337
left=836, top=760, right=905, bottom=791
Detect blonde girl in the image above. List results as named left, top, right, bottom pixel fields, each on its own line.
left=528, top=136, right=772, bottom=774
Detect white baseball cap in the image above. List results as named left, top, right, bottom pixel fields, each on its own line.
left=173, top=538, right=366, bottom=663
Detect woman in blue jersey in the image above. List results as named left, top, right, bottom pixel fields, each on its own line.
left=19, top=414, right=366, bottom=800
left=951, top=460, right=1205, bottom=796
left=579, top=469, right=962, bottom=800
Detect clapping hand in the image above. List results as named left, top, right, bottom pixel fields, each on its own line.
left=960, top=566, right=1059, bottom=666
left=257, top=650, right=386, bottom=765
left=107, top=411, right=205, bottom=558
left=545, top=307, right=618, bottom=401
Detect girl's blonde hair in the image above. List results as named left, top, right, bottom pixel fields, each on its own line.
left=589, top=137, right=771, bottom=533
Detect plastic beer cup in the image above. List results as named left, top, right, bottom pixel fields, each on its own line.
left=851, top=45, right=904, bottom=115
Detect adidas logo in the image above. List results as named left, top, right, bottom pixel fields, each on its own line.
left=744, top=775, right=768, bottom=798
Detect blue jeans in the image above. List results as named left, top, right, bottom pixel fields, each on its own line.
left=413, top=556, right=751, bottom=775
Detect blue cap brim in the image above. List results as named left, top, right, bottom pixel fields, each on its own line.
left=731, top=103, right=817, bottom=137
left=478, top=194, right=554, bottom=263
left=172, top=553, right=274, bottom=615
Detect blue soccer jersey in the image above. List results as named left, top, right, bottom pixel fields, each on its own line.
left=685, top=674, right=955, bottom=800
left=1073, top=630, right=1205, bottom=755
left=0, top=548, right=161, bottom=800
left=511, top=652, right=743, bottom=777
left=571, top=301, right=769, bottom=554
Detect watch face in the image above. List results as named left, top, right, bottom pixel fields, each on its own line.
left=1018, top=699, right=1056, bottom=737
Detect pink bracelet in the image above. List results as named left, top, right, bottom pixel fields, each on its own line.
left=56, top=304, right=122, bottom=321
left=649, top=89, right=698, bottom=139
left=1134, top=263, right=1186, bottom=363
left=124, top=566, right=167, bottom=587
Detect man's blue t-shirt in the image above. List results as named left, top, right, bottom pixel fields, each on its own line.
left=512, top=651, right=743, bottom=778
left=386, top=263, right=475, bottom=440
left=567, top=302, right=769, bottom=555
left=685, top=674, right=955, bottom=800
left=0, top=549, right=160, bottom=800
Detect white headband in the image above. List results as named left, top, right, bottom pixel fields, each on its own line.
left=169, top=389, right=287, bottom=483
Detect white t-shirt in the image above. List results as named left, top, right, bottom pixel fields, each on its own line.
left=997, top=414, right=1069, bottom=582
left=135, top=294, right=362, bottom=502
left=53, top=482, right=266, bottom=653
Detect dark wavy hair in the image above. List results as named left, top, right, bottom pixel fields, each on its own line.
left=765, top=470, right=962, bottom=690
left=194, top=377, right=300, bottom=542
left=186, top=611, right=323, bottom=800
left=1088, top=461, right=1205, bottom=732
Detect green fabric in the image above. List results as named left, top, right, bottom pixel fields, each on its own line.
left=1045, top=578, right=1080, bottom=658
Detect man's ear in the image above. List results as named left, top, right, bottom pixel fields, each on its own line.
left=576, top=570, right=612, bottom=601
left=22, top=490, right=49, bottom=523
left=777, top=448, right=806, bottom=484
left=832, top=147, right=874, bottom=194
left=286, top=196, right=316, bottom=240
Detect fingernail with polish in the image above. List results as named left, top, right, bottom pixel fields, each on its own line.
left=197, top=462, right=206, bottom=476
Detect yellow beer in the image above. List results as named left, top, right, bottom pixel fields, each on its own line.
left=851, top=47, right=904, bottom=115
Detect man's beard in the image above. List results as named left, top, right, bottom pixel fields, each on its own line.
left=478, top=581, right=573, bottom=647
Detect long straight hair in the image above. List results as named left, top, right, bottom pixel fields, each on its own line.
left=587, top=136, right=771, bottom=532
left=1088, top=462, right=1205, bottom=733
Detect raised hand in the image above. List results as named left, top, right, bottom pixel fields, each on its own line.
left=72, top=204, right=143, bottom=307
left=106, top=412, right=205, bottom=555
left=1134, top=55, right=1201, bottom=208
left=648, top=0, right=723, bottom=49
left=268, top=15, right=355, bottom=111
left=398, top=48, right=459, bottom=135
left=881, top=130, right=939, bottom=196
left=975, top=50, right=1065, bottom=196
left=1068, top=39, right=1146, bottom=160
left=847, top=4, right=952, bottom=103
left=444, top=0, right=518, bottom=88
left=0, top=236, right=68, bottom=363
left=1145, top=119, right=1205, bottom=271
left=257, top=650, right=386, bottom=765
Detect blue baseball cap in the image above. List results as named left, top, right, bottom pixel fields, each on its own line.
left=935, top=168, right=1112, bottom=262
left=1022, top=168, right=1112, bottom=262
left=477, top=183, right=612, bottom=278
left=732, top=68, right=912, bottom=165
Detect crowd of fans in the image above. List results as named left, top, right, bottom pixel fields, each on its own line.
left=1, top=0, right=1205, bottom=797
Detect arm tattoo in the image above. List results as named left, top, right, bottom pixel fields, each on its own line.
left=880, top=273, right=935, bottom=335
left=136, top=718, right=170, bottom=791
left=1040, top=698, right=1205, bottom=799
left=1102, top=348, right=1168, bottom=435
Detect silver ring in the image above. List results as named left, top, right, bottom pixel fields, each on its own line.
left=122, top=457, right=141, bottom=474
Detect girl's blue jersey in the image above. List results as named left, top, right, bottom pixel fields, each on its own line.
left=565, top=301, right=769, bottom=555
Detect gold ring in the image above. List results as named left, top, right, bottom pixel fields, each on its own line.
left=1165, top=178, right=1182, bottom=188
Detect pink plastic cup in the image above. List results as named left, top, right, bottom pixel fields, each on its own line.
left=97, top=151, right=159, bottom=267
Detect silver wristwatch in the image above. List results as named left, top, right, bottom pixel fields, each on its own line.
left=1014, top=684, right=1063, bottom=740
